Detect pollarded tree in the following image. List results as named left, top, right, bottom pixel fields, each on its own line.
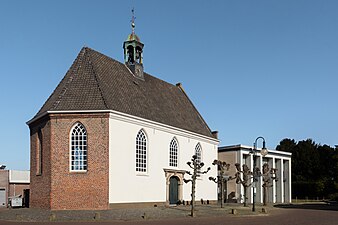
left=232, top=163, right=254, bottom=207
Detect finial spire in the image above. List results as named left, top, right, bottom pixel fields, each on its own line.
left=131, top=7, right=136, bottom=34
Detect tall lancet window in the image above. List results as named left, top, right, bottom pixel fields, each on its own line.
left=70, top=123, right=87, bottom=171
left=169, top=138, right=178, bottom=167
left=136, top=129, right=147, bottom=172
left=195, top=143, right=202, bottom=174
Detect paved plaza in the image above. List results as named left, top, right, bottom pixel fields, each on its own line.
left=0, top=202, right=337, bottom=225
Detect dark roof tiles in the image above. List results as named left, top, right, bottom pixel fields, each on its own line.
left=34, top=47, right=214, bottom=138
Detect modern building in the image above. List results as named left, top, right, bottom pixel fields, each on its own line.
left=26, top=16, right=219, bottom=210
left=0, top=167, right=30, bottom=207
left=218, top=145, right=292, bottom=204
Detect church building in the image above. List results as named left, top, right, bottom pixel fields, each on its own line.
left=27, top=15, right=219, bottom=210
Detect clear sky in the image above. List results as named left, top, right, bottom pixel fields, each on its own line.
left=1, top=0, right=338, bottom=170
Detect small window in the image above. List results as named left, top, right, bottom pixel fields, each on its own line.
left=136, top=129, right=147, bottom=173
left=36, top=129, right=43, bottom=175
left=169, top=138, right=178, bottom=167
left=70, top=123, right=87, bottom=172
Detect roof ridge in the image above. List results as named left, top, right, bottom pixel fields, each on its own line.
left=84, top=49, right=109, bottom=109
left=51, top=48, right=86, bottom=110
left=175, top=83, right=213, bottom=136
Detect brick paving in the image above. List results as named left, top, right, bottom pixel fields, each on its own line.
left=0, top=202, right=337, bottom=224
left=0, top=204, right=267, bottom=222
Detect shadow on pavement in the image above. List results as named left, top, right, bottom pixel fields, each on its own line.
left=274, top=202, right=338, bottom=211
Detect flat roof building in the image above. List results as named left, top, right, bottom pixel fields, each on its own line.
left=0, top=168, right=30, bottom=207
left=218, top=145, right=292, bottom=204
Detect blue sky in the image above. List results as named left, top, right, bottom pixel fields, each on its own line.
left=1, top=0, right=338, bottom=170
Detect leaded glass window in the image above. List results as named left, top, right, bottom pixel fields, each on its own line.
left=195, top=143, right=202, bottom=174
left=70, top=123, right=87, bottom=171
left=169, top=138, right=178, bottom=167
left=136, top=130, right=147, bottom=172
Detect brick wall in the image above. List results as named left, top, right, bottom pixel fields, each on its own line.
left=29, top=112, right=110, bottom=210
left=29, top=118, right=51, bottom=209
left=0, top=170, right=9, bottom=206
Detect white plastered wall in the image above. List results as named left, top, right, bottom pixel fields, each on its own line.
left=108, top=111, right=218, bottom=204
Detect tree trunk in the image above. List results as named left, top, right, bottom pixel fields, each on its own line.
left=220, top=180, right=224, bottom=208
left=243, top=186, right=248, bottom=207
left=263, top=185, right=267, bottom=206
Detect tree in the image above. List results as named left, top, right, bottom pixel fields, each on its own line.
left=276, top=138, right=338, bottom=199
left=261, top=163, right=278, bottom=206
left=232, top=163, right=253, bottom=207
left=209, top=159, right=230, bottom=208
left=184, top=155, right=210, bottom=217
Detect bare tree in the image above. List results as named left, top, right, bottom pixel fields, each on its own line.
left=209, top=159, right=230, bottom=208
left=262, top=163, right=278, bottom=206
left=184, top=155, right=210, bottom=217
left=232, top=163, right=255, bottom=207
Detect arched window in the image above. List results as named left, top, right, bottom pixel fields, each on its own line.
left=70, top=123, right=87, bottom=171
left=169, top=138, right=178, bottom=167
left=195, top=143, right=202, bottom=164
left=136, top=129, right=147, bottom=172
left=195, top=143, right=202, bottom=174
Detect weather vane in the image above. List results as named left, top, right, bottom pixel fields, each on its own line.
left=131, top=7, right=136, bottom=34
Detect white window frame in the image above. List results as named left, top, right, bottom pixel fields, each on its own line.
left=195, top=143, right=202, bottom=175
left=70, top=122, right=87, bottom=172
left=136, top=129, right=147, bottom=173
left=169, top=137, right=179, bottom=167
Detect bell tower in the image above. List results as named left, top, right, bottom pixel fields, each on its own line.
left=123, top=8, right=144, bottom=80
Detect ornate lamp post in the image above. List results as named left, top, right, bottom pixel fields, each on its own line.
left=251, top=136, right=268, bottom=212
left=209, top=159, right=230, bottom=208
left=184, top=155, right=210, bottom=217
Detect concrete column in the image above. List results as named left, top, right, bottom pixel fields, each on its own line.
left=272, top=158, right=276, bottom=203
left=283, top=159, right=291, bottom=203
left=268, top=158, right=273, bottom=203
left=275, top=159, right=282, bottom=203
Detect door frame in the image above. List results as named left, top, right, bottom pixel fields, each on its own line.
left=164, top=169, right=185, bottom=206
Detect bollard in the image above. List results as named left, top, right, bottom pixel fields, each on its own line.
left=142, top=212, right=148, bottom=219
left=94, top=212, right=101, bottom=220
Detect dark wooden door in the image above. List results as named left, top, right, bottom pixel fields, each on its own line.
left=169, top=176, right=179, bottom=204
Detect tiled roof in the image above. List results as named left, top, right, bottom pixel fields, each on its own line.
left=33, top=47, right=214, bottom=138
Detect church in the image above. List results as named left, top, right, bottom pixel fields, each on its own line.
left=27, top=16, right=219, bottom=210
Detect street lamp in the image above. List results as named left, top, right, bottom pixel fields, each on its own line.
left=251, top=136, right=268, bottom=212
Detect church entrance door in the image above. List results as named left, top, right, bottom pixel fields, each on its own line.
left=169, top=176, right=179, bottom=205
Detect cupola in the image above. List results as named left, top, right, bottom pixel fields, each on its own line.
left=123, top=8, right=144, bottom=80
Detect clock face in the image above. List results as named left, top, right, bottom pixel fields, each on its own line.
left=135, top=67, right=142, bottom=77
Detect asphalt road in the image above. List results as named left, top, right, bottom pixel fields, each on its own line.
left=1, top=206, right=337, bottom=225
